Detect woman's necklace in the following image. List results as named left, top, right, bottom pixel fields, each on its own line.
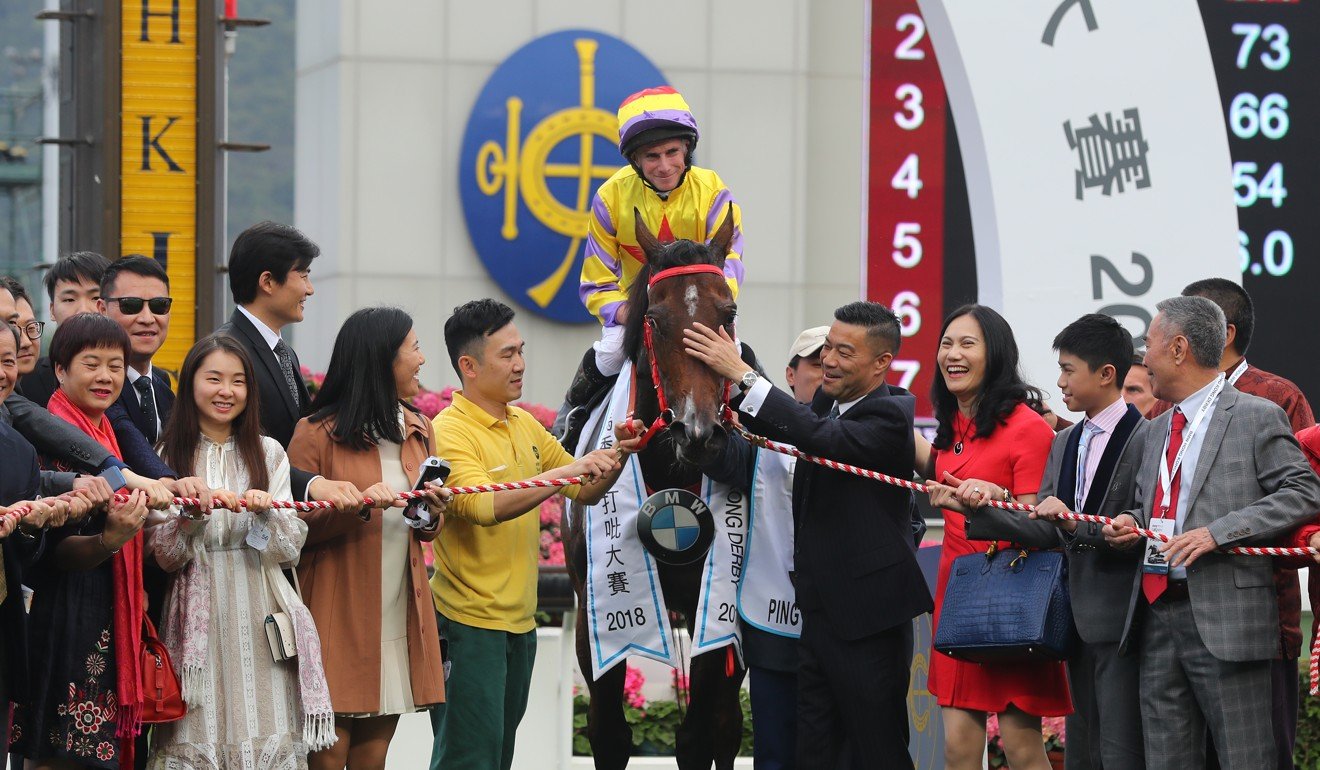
left=953, top=417, right=974, bottom=455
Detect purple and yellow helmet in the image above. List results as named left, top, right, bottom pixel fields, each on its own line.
left=617, top=86, right=699, bottom=159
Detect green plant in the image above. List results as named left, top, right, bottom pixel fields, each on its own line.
left=1297, top=669, right=1320, bottom=769
left=572, top=689, right=754, bottom=757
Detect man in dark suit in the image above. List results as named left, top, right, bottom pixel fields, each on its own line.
left=99, top=256, right=177, bottom=444
left=685, top=301, right=931, bottom=770
left=216, top=221, right=360, bottom=508
left=1105, top=297, right=1320, bottom=770
left=976, top=314, right=1150, bottom=770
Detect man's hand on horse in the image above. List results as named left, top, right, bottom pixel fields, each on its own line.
left=612, top=418, right=646, bottom=457
left=683, top=322, right=744, bottom=380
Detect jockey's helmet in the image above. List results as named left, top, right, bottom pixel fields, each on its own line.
left=616, top=86, right=700, bottom=161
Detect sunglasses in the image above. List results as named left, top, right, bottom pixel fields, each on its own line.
left=105, top=296, right=173, bottom=314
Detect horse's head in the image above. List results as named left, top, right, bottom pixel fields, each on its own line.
left=623, top=206, right=738, bottom=468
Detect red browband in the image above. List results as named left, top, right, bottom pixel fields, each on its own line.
left=648, top=264, right=725, bottom=286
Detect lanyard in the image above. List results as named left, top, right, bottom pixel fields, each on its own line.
left=1157, top=373, right=1226, bottom=516
left=1228, top=359, right=1249, bottom=386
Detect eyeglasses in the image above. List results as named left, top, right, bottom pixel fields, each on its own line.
left=104, top=296, right=173, bottom=314
left=20, top=320, right=44, bottom=340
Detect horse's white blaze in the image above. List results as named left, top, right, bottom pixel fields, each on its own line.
left=684, top=285, right=698, bottom=318
left=679, top=397, right=699, bottom=436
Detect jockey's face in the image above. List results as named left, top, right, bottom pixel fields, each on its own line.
left=635, top=138, right=688, bottom=192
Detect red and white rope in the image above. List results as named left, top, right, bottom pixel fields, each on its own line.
left=726, top=424, right=1319, bottom=558
left=2, top=476, right=586, bottom=518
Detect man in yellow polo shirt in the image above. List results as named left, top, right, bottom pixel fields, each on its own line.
left=429, top=298, right=630, bottom=770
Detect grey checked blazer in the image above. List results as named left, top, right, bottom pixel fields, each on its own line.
left=1117, top=386, right=1320, bottom=662
left=971, top=409, right=1150, bottom=644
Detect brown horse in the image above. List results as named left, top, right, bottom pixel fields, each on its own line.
left=568, top=209, right=747, bottom=769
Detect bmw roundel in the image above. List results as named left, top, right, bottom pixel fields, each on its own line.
left=637, top=488, right=715, bottom=566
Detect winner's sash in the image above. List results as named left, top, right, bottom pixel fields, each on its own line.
left=736, top=449, right=801, bottom=638
left=580, top=361, right=758, bottom=679
left=581, top=361, right=678, bottom=680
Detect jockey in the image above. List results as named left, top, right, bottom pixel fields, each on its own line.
left=561, top=86, right=746, bottom=426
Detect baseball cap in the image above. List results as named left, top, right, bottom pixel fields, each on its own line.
left=789, top=326, right=830, bottom=359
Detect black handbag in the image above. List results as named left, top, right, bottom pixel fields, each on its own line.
left=933, top=544, right=1076, bottom=663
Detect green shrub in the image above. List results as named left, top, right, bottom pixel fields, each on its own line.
left=572, top=690, right=754, bottom=757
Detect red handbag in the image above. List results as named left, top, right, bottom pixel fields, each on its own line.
left=139, top=615, right=186, bottom=723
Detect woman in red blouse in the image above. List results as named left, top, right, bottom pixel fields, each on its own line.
left=918, top=305, right=1068, bottom=770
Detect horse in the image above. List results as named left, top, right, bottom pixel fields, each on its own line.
left=568, top=208, right=748, bottom=769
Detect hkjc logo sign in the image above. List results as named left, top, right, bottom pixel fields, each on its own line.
left=459, top=30, right=667, bottom=323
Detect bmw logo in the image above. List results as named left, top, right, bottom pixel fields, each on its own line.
left=636, top=488, right=715, bottom=566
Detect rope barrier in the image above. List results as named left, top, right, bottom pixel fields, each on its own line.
left=727, top=422, right=1319, bottom=557
left=0, top=476, right=586, bottom=520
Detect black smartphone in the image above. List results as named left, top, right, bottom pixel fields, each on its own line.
left=98, top=465, right=128, bottom=493
left=403, top=457, right=451, bottom=525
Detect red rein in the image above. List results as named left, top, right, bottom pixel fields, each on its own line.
left=632, top=265, right=733, bottom=451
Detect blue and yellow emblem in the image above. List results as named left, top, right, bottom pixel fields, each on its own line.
left=460, top=30, right=666, bottom=323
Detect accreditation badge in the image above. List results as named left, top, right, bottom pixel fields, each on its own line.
left=1141, top=517, right=1175, bottom=575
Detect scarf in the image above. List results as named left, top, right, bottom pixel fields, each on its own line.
left=172, top=437, right=336, bottom=750
left=47, top=389, right=145, bottom=765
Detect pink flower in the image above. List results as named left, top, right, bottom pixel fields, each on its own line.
left=545, top=541, right=565, bottom=565
left=539, top=530, right=554, bottom=549
left=539, top=499, right=563, bottom=526
left=623, top=665, right=646, bottom=709
left=985, top=712, right=1000, bottom=740
left=412, top=391, right=445, bottom=420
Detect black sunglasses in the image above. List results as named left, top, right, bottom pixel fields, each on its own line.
left=105, top=296, right=173, bottom=314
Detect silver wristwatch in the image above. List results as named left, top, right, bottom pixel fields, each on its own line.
left=739, top=370, right=759, bottom=392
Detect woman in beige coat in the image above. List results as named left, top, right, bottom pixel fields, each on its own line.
left=288, top=307, right=451, bottom=770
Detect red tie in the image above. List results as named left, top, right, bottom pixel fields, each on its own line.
left=1143, top=408, right=1188, bottom=603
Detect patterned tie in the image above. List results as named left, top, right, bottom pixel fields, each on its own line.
left=1074, top=421, right=1103, bottom=509
left=1142, top=408, right=1188, bottom=603
left=134, top=377, right=158, bottom=443
left=273, top=340, right=302, bottom=410
left=828, top=403, right=840, bottom=420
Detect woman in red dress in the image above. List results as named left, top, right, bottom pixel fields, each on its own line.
left=919, top=305, right=1069, bottom=770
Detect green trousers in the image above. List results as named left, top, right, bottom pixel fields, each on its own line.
left=429, top=613, right=537, bottom=770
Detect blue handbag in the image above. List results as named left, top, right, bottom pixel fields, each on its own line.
left=933, top=544, right=1076, bottom=663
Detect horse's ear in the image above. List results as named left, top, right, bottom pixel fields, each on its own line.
left=707, top=202, right=736, bottom=266
left=634, top=208, right=665, bottom=262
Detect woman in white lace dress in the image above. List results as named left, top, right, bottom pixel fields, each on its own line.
left=147, top=335, right=334, bottom=769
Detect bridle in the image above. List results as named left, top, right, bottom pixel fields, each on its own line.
left=633, top=264, right=735, bottom=451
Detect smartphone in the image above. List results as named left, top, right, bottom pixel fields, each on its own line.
left=98, top=465, right=129, bottom=493
left=403, top=457, right=451, bottom=527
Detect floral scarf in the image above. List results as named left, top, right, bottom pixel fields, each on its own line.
left=46, top=388, right=145, bottom=765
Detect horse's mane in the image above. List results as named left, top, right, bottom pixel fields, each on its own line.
left=622, top=240, right=725, bottom=362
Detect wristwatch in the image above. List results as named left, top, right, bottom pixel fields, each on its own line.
left=738, top=371, right=759, bottom=392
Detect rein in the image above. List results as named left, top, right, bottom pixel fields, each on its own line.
left=632, top=264, right=733, bottom=451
